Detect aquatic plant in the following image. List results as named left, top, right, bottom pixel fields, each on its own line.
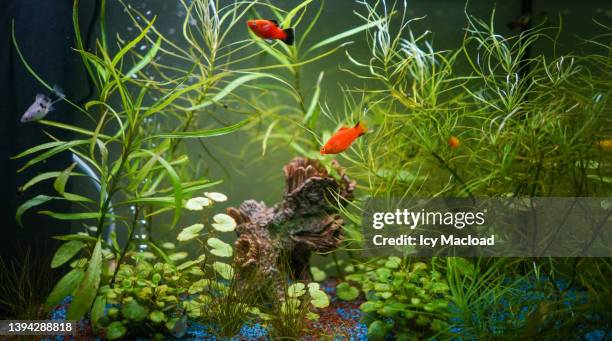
left=340, top=257, right=450, bottom=340
left=12, top=0, right=291, bottom=329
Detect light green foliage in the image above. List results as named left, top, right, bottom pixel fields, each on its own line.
left=96, top=258, right=202, bottom=338
left=346, top=257, right=450, bottom=340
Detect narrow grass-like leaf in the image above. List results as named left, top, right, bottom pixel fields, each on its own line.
left=307, top=18, right=384, bottom=53
left=16, top=195, right=57, bottom=227
left=125, top=36, right=162, bottom=79
left=149, top=117, right=252, bottom=139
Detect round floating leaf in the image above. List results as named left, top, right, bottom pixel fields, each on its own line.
left=169, top=252, right=188, bottom=262
left=161, top=242, right=175, bottom=250
left=336, top=282, right=359, bottom=301
left=204, top=192, right=227, bottom=202
left=207, top=237, right=233, bottom=258
left=307, top=282, right=320, bottom=293
left=310, top=289, right=330, bottom=308
left=306, top=312, right=320, bottom=320
left=367, top=320, right=387, bottom=340
left=288, top=282, right=306, bottom=298
left=384, top=256, right=402, bottom=269
left=213, top=261, right=234, bottom=280
left=106, top=321, right=126, bottom=340
left=121, top=299, right=149, bottom=320
left=211, top=213, right=236, bottom=232
left=310, top=266, right=327, bottom=282
left=177, top=224, right=204, bottom=242
left=185, top=197, right=211, bottom=211
left=149, top=310, right=166, bottom=323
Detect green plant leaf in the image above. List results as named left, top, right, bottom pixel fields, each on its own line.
left=67, top=239, right=102, bottom=320
left=16, top=195, right=56, bottom=226
left=124, top=36, right=162, bottom=80
left=310, top=266, right=327, bottom=282
left=177, top=224, right=204, bottom=242
left=39, top=211, right=102, bottom=220
left=21, top=171, right=83, bottom=192
left=18, top=140, right=89, bottom=172
left=106, top=321, right=126, bottom=340
left=203, top=192, right=227, bottom=202
left=51, top=240, right=85, bottom=268
left=336, top=282, right=360, bottom=301
left=91, top=295, right=106, bottom=327
left=149, top=310, right=166, bottom=323
left=150, top=117, right=253, bottom=139
left=185, top=197, right=211, bottom=211
left=211, top=213, right=236, bottom=232
left=309, top=288, right=330, bottom=308
left=207, top=237, right=233, bottom=258
left=367, top=320, right=388, bottom=340
left=213, top=261, right=234, bottom=280
left=307, top=18, right=384, bottom=53
left=54, top=163, right=77, bottom=195
left=122, top=299, right=149, bottom=320
left=45, top=267, right=85, bottom=307
left=288, top=282, right=306, bottom=297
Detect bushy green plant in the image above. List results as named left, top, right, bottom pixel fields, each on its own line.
left=342, top=257, right=450, bottom=340
left=95, top=255, right=205, bottom=340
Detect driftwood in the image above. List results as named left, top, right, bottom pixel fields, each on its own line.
left=227, top=157, right=355, bottom=282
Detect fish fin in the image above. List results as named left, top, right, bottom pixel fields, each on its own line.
left=35, top=94, right=46, bottom=101
left=52, top=85, right=65, bottom=99
left=267, top=19, right=279, bottom=26
left=354, top=121, right=367, bottom=136
left=338, top=126, right=349, bottom=131
left=281, top=27, right=294, bottom=45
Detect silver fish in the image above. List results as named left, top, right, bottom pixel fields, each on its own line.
left=21, top=85, right=65, bottom=123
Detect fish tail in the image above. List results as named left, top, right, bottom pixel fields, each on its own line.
left=354, top=121, right=366, bottom=136
left=51, top=85, right=66, bottom=102
left=281, top=28, right=294, bottom=45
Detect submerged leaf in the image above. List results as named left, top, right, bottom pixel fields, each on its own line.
left=185, top=197, right=211, bottom=211
left=67, top=240, right=102, bottom=320
left=288, top=283, right=306, bottom=298
left=106, top=321, right=126, bottom=340
left=211, top=213, right=236, bottom=232
left=177, top=224, right=204, bottom=242
left=207, top=237, right=233, bottom=258
left=336, top=282, right=359, bottom=301
left=204, top=192, right=227, bottom=202
left=45, top=268, right=84, bottom=307
left=213, top=261, right=234, bottom=280
left=51, top=240, right=85, bottom=268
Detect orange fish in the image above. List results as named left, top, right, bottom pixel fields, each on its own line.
left=320, top=122, right=366, bottom=155
left=247, top=19, right=294, bottom=45
left=599, top=139, right=612, bottom=151
left=448, top=136, right=460, bottom=149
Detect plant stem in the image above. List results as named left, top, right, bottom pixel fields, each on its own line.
left=110, top=206, right=140, bottom=286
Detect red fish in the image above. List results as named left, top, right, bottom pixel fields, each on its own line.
left=448, top=136, right=460, bottom=149
left=247, top=19, right=294, bottom=45
left=320, top=122, right=366, bottom=155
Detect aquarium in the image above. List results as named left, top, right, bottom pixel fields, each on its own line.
left=0, top=0, right=610, bottom=340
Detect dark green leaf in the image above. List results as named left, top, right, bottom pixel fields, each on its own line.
left=45, top=268, right=84, bottom=307
left=16, top=195, right=56, bottom=226
left=106, top=321, right=126, bottom=340
left=51, top=240, right=85, bottom=268
left=67, top=240, right=102, bottom=320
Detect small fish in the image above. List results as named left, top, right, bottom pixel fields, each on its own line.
left=599, top=139, right=612, bottom=151
left=320, top=122, right=366, bottom=155
left=21, top=85, right=65, bottom=123
left=247, top=19, right=294, bottom=45
left=448, top=136, right=460, bottom=149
